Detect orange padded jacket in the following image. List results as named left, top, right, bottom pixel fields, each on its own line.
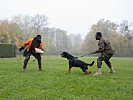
left=21, top=38, right=42, bottom=52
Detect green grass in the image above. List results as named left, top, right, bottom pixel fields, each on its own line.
left=0, top=56, right=133, bottom=100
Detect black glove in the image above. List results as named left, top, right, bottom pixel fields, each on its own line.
left=41, top=49, right=44, bottom=51
left=19, top=46, right=24, bottom=51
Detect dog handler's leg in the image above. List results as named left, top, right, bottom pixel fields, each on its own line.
left=94, top=57, right=102, bottom=75
left=23, top=53, right=30, bottom=72
left=33, top=53, right=43, bottom=71
left=103, top=53, right=115, bottom=73
left=104, top=60, right=115, bottom=73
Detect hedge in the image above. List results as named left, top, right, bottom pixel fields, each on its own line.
left=0, top=43, right=16, bottom=58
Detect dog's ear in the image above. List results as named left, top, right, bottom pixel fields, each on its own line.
left=63, top=52, right=67, bottom=54
left=63, top=52, right=68, bottom=55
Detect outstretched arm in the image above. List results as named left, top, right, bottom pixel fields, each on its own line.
left=19, top=46, right=24, bottom=51
left=21, top=39, right=32, bottom=48
left=93, top=40, right=105, bottom=53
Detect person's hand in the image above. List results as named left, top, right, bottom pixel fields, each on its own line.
left=41, top=49, right=45, bottom=51
left=41, top=49, right=45, bottom=53
left=19, top=46, right=24, bottom=51
left=32, top=50, right=35, bottom=53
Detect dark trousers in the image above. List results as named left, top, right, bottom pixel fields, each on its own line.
left=23, top=53, right=42, bottom=69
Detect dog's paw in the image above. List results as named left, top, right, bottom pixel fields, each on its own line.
left=89, top=71, right=91, bottom=75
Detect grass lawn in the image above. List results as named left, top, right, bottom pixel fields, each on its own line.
left=0, top=56, right=133, bottom=100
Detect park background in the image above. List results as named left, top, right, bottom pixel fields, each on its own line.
left=0, top=16, right=133, bottom=57
left=0, top=0, right=133, bottom=57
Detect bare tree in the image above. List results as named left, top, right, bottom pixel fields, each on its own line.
left=12, top=15, right=32, bottom=41
left=73, top=33, right=83, bottom=55
left=120, top=20, right=133, bottom=56
left=32, top=14, right=48, bottom=35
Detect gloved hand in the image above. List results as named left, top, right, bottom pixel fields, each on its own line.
left=32, top=50, right=35, bottom=53
left=41, top=49, right=45, bottom=51
left=19, top=46, right=24, bottom=51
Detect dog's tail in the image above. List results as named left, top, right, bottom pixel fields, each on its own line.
left=87, top=61, right=95, bottom=67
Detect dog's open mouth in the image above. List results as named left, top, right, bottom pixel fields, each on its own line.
left=60, top=53, right=64, bottom=57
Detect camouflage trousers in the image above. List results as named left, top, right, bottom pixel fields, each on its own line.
left=23, top=53, right=42, bottom=69
left=97, top=51, right=114, bottom=68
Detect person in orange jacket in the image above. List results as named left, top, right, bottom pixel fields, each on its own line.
left=19, top=35, right=44, bottom=72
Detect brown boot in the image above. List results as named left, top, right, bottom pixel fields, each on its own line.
left=109, top=67, right=115, bottom=73
left=94, top=68, right=102, bottom=75
left=22, top=68, right=25, bottom=72
left=39, top=68, right=43, bottom=71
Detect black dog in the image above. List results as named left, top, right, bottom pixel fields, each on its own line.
left=60, top=52, right=95, bottom=75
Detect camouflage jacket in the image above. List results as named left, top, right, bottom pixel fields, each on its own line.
left=95, top=37, right=114, bottom=54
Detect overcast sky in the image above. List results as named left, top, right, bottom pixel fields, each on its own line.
left=0, top=0, right=133, bottom=34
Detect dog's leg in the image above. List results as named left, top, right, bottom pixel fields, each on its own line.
left=68, top=61, right=73, bottom=74
left=85, top=70, right=91, bottom=75
left=68, top=68, right=72, bottom=74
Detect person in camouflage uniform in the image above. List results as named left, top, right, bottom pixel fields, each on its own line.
left=19, top=35, right=44, bottom=72
left=92, top=32, right=115, bottom=75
